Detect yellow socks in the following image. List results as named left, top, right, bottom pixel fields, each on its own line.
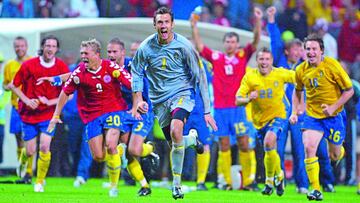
left=26, top=155, right=34, bottom=176
left=141, top=143, right=154, bottom=157
left=36, top=151, right=51, bottom=184
left=305, top=157, right=320, bottom=191
left=264, top=149, right=280, bottom=186
left=239, top=150, right=251, bottom=186
left=339, top=146, right=345, bottom=160
left=127, top=159, right=149, bottom=188
left=106, top=152, right=121, bottom=188
left=17, top=147, right=24, bottom=160
left=249, top=149, right=257, bottom=183
left=197, top=151, right=210, bottom=184
left=220, top=150, right=232, bottom=185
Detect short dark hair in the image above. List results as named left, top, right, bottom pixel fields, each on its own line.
left=153, top=6, right=174, bottom=25
left=14, top=36, right=27, bottom=42
left=304, top=33, right=324, bottom=51
left=14, top=36, right=27, bottom=46
left=285, top=38, right=302, bottom=50
left=223, top=32, right=239, bottom=42
left=108, top=37, right=125, bottom=49
left=38, top=35, right=60, bottom=55
left=256, top=47, right=272, bottom=58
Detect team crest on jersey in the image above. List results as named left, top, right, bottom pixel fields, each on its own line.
left=112, top=70, right=121, bottom=78
left=103, top=74, right=111, bottom=83
left=212, top=52, right=220, bottom=60
left=174, top=52, right=180, bottom=60
left=319, top=71, right=324, bottom=77
left=73, top=76, right=80, bottom=84
left=274, top=81, right=279, bottom=87
left=238, top=49, right=244, bottom=58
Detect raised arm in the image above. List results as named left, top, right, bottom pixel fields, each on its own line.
left=252, top=7, right=263, bottom=48
left=190, top=13, right=204, bottom=53
left=266, top=6, right=284, bottom=64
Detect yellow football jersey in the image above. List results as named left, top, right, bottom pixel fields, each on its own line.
left=295, top=57, right=352, bottom=119
left=236, top=67, right=295, bottom=129
left=3, top=57, right=31, bottom=109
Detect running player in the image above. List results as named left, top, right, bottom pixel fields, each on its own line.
left=47, top=39, right=131, bottom=197
left=236, top=47, right=294, bottom=196
left=131, top=7, right=216, bottom=199
left=107, top=38, right=157, bottom=196
left=8, top=35, right=69, bottom=192
left=290, top=34, right=354, bottom=201
left=3, top=36, right=34, bottom=183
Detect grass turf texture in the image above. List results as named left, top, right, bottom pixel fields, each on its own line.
left=0, top=176, right=358, bottom=203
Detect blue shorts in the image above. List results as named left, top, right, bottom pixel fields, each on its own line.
left=85, top=111, right=130, bottom=141
left=104, top=111, right=133, bottom=132
left=22, top=120, right=54, bottom=141
left=256, top=118, right=286, bottom=140
left=214, top=107, right=252, bottom=137
left=123, top=112, right=155, bottom=138
left=10, top=107, right=22, bottom=134
left=302, top=113, right=345, bottom=145
left=184, top=110, right=211, bottom=145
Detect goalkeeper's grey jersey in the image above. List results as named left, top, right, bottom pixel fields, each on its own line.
left=131, top=33, right=200, bottom=105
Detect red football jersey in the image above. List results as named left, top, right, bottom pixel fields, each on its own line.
left=63, top=60, right=131, bottom=124
left=200, top=44, right=255, bottom=108
left=13, top=57, right=69, bottom=124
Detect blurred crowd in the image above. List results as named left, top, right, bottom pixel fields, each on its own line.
left=1, top=0, right=359, bottom=64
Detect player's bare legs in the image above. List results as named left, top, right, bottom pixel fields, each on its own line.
left=33, top=133, right=52, bottom=192
left=18, top=137, right=36, bottom=178
left=127, top=134, right=157, bottom=196
left=89, top=129, right=121, bottom=197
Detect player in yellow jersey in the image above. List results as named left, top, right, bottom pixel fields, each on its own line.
left=289, top=34, right=354, bottom=201
left=2, top=36, right=34, bottom=183
left=236, top=47, right=296, bottom=196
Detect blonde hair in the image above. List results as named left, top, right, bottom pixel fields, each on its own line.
left=80, top=39, right=101, bottom=53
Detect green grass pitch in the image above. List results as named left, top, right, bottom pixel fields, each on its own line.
left=0, top=176, right=358, bottom=203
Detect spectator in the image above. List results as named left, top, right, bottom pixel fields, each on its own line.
left=69, top=0, right=99, bottom=17
left=312, top=18, right=338, bottom=59
left=98, top=0, right=135, bottom=17
left=226, top=0, right=252, bottom=30
left=37, top=0, right=53, bottom=18
left=211, top=0, right=230, bottom=27
left=128, top=0, right=158, bottom=17
left=338, top=6, right=360, bottom=63
left=277, top=0, right=308, bottom=40
left=1, top=0, right=34, bottom=18
left=303, top=0, right=332, bottom=27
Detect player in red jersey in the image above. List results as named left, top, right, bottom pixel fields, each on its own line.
left=47, top=39, right=132, bottom=197
left=9, top=35, right=69, bottom=192
left=190, top=7, right=263, bottom=190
